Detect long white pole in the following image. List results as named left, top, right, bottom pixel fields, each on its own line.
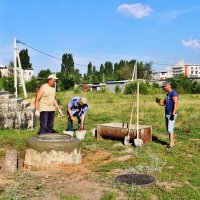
left=136, top=82, right=139, bottom=139
left=14, top=37, right=18, bottom=97
left=135, top=61, right=137, bottom=80
left=17, top=49, right=27, bottom=98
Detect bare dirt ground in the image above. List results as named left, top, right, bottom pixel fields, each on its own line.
left=0, top=150, right=127, bottom=200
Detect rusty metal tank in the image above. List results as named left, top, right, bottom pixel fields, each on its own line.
left=97, top=123, right=152, bottom=144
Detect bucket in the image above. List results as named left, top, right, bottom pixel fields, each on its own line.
left=75, top=130, right=86, bottom=140
left=63, top=130, right=74, bottom=137
left=92, top=128, right=97, bottom=137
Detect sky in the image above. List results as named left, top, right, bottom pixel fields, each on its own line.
left=1, top=0, right=200, bottom=75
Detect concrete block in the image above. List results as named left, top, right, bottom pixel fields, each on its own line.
left=2, top=149, right=18, bottom=173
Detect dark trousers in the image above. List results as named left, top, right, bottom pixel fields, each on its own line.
left=39, top=111, right=55, bottom=134
left=67, top=114, right=83, bottom=131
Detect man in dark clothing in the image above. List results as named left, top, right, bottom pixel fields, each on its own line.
left=156, top=81, right=178, bottom=149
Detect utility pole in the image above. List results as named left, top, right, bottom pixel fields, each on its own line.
left=14, top=37, right=18, bottom=97
left=132, top=61, right=137, bottom=80
left=13, top=37, right=27, bottom=98
left=16, top=49, right=27, bottom=98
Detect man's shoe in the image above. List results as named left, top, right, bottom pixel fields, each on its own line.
left=166, top=145, right=173, bottom=150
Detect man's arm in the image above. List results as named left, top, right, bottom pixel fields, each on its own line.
left=54, top=100, right=64, bottom=116
left=54, top=99, right=60, bottom=110
left=80, top=114, right=85, bottom=130
left=35, top=86, right=44, bottom=111
left=67, top=107, right=75, bottom=121
left=172, top=96, right=178, bottom=115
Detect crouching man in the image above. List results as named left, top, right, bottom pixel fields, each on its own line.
left=66, top=96, right=88, bottom=131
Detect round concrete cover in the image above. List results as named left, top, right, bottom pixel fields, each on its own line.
left=116, top=174, right=155, bottom=185
left=27, top=133, right=82, bottom=153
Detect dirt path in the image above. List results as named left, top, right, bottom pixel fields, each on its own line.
left=0, top=151, right=127, bottom=200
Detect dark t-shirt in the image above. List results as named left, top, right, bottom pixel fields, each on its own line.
left=165, top=90, right=178, bottom=115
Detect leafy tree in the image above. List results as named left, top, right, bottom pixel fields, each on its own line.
left=2, top=75, right=16, bottom=93
left=170, top=75, right=192, bottom=93
left=124, top=81, right=148, bottom=95
left=104, top=61, right=113, bottom=80
left=61, top=53, right=74, bottom=74
left=25, top=77, right=40, bottom=93
left=38, top=69, right=52, bottom=78
left=191, top=81, right=200, bottom=93
left=99, top=64, right=105, bottom=82
left=87, top=62, right=93, bottom=83
left=18, top=49, right=32, bottom=69
left=60, top=73, right=75, bottom=90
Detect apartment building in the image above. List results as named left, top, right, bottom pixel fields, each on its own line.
left=0, top=65, right=34, bottom=81
left=172, top=64, right=200, bottom=77
left=152, top=70, right=173, bottom=80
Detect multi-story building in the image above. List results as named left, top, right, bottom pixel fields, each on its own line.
left=0, top=65, right=9, bottom=77
left=172, top=64, right=200, bottom=77
left=23, top=68, right=34, bottom=81
left=0, top=65, right=34, bottom=81
left=152, top=70, right=173, bottom=80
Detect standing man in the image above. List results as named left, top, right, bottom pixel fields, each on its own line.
left=35, top=74, right=63, bottom=134
left=156, top=81, right=178, bottom=150
left=66, top=96, right=88, bottom=131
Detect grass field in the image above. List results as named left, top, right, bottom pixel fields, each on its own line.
left=0, top=90, right=200, bottom=199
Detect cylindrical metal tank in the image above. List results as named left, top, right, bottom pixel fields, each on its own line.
left=97, top=123, right=152, bottom=144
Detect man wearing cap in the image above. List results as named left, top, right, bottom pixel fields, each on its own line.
left=35, top=74, right=64, bottom=134
left=156, top=81, right=178, bottom=150
left=66, top=96, right=88, bottom=131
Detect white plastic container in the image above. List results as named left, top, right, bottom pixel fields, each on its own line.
left=75, top=130, right=86, bottom=140
left=63, top=130, right=74, bottom=137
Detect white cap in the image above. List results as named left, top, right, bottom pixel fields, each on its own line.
left=47, top=74, right=58, bottom=80
left=79, top=97, right=87, bottom=106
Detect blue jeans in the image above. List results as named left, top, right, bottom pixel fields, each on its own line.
left=39, top=111, right=55, bottom=134
left=67, top=114, right=83, bottom=131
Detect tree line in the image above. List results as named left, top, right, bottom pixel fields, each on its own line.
left=1, top=48, right=200, bottom=94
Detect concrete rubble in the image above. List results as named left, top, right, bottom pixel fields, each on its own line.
left=0, top=91, right=35, bottom=129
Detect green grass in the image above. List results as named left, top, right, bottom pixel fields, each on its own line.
left=0, top=91, right=199, bottom=199
left=100, top=191, right=116, bottom=200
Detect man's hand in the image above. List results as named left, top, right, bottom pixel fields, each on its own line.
left=79, top=124, right=83, bottom=130
left=169, top=114, right=175, bottom=121
left=35, top=110, right=40, bottom=117
left=58, top=108, right=64, bottom=117
left=155, top=98, right=161, bottom=103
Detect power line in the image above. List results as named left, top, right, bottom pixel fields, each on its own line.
left=16, top=39, right=173, bottom=69
left=16, top=39, right=87, bottom=67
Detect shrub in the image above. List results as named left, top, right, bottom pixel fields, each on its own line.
left=191, top=81, right=200, bottom=93
left=114, top=84, right=122, bottom=94
left=73, top=86, right=81, bottom=94
left=98, top=87, right=108, bottom=93
left=25, top=77, right=40, bottom=93
left=124, top=81, right=148, bottom=95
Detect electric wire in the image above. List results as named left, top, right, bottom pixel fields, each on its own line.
left=16, top=39, right=87, bottom=67
left=16, top=39, right=172, bottom=70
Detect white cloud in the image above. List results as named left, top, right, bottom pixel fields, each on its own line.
left=116, top=3, right=153, bottom=19
left=182, top=38, right=200, bottom=49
